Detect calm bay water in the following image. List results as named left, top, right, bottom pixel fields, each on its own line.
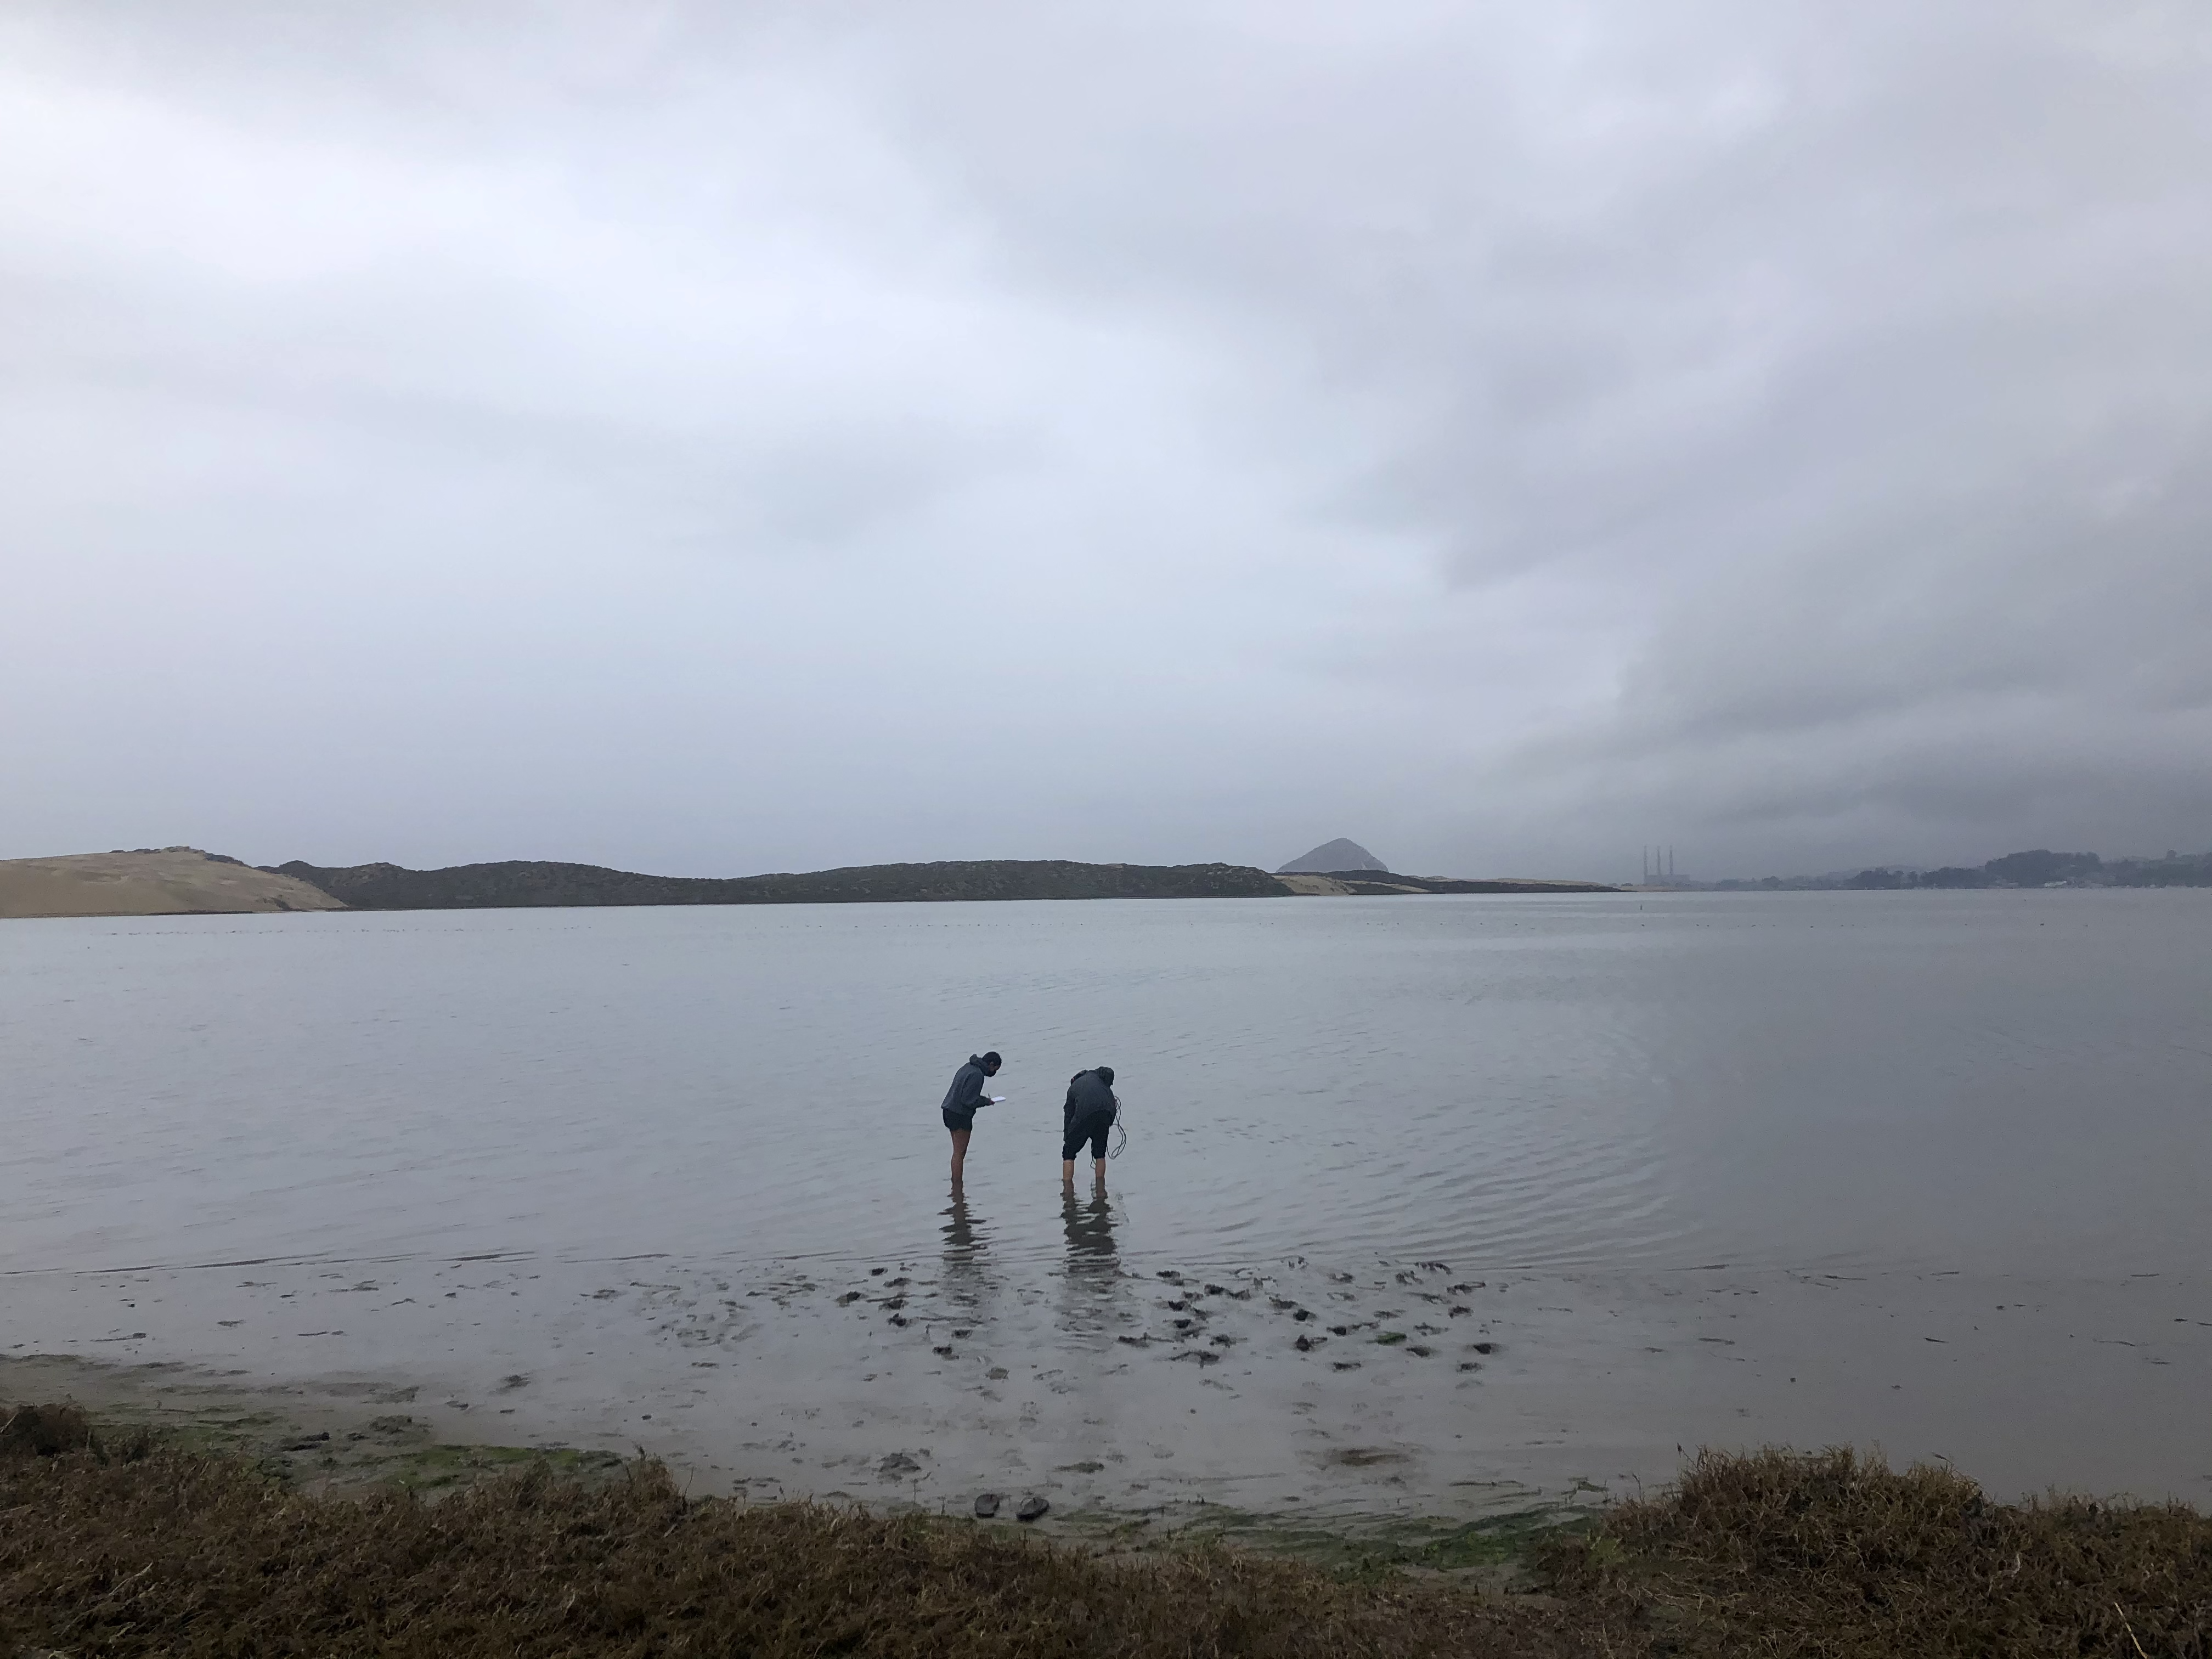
left=5, top=890, right=2208, bottom=1279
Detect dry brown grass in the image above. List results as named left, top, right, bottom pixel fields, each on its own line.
left=5, top=1408, right=2208, bottom=1656
left=1539, top=1445, right=2212, bottom=1657
left=0, top=1414, right=1589, bottom=1658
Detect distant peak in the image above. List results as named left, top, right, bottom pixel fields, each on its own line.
left=1276, top=837, right=1386, bottom=874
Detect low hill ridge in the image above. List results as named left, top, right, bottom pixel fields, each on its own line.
left=275, top=857, right=1290, bottom=910
left=1275, top=869, right=1618, bottom=895
left=0, top=849, right=346, bottom=918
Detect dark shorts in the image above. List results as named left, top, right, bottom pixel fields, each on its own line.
left=943, top=1110, right=975, bottom=1134
left=1063, top=1114, right=1113, bottom=1161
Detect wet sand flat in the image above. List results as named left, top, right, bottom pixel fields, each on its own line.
left=5, top=1244, right=2207, bottom=1528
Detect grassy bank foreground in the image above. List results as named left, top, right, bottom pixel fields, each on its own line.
left=2, top=1406, right=2208, bottom=1657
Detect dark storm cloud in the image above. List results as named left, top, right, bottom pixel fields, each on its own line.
left=2, top=2, right=2207, bottom=878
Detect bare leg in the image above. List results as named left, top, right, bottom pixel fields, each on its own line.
left=1061, top=1158, right=1076, bottom=1187
left=950, top=1127, right=972, bottom=1182
left=1092, top=1158, right=1108, bottom=1187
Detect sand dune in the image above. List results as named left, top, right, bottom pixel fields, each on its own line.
left=0, top=848, right=345, bottom=918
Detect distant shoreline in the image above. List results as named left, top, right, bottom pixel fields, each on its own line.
left=0, top=848, right=1621, bottom=919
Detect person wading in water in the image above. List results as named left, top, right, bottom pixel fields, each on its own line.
left=1062, top=1065, right=1119, bottom=1189
left=941, top=1051, right=1002, bottom=1184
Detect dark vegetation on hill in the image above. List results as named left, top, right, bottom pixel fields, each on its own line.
left=273, top=857, right=1291, bottom=910
left=8, top=1405, right=2204, bottom=1657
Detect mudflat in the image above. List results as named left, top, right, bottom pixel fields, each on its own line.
left=4, top=894, right=2209, bottom=1527
left=0, top=848, right=343, bottom=918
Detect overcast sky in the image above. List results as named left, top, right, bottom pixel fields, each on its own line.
left=4, top=2, right=2208, bottom=882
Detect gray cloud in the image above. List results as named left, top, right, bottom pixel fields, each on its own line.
left=3, top=1, right=2207, bottom=880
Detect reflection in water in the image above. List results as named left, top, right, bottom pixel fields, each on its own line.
left=940, top=1184, right=996, bottom=1316
left=1057, top=1184, right=1126, bottom=1336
